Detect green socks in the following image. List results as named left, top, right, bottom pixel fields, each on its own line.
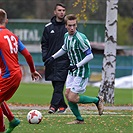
left=68, top=102, right=84, bottom=121
left=68, top=96, right=99, bottom=121
left=78, top=95, right=99, bottom=104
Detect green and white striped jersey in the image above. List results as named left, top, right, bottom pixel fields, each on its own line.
left=62, top=31, right=92, bottom=78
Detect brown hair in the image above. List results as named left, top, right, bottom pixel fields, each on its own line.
left=64, top=14, right=77, bottom=24
left=54, top=3, right=66, bottom=10
left=0, top=9, right=7, bottom=24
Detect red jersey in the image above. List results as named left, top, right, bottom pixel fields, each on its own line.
left=0, top=26, right=35, bottom=102
left=0, top=26, right=35, bottom=79
left=0, top=26, right=25, bottom=78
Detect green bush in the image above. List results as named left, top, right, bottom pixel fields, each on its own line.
left=118, top=15, right=133, bottom=46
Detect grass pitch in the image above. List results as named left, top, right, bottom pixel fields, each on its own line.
left=4, top=110, right=132, bottom=133
left=8, top=83, right=132, bottom=105
left=5, top=83, right=133, bottom=133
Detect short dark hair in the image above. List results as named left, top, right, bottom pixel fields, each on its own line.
left=64, top=14, right=77, bottom=24
left=0, top=9, right=7, bottom=24
left=54, top=3, right=66, bottom=10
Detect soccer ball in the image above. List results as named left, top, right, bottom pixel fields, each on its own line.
left=27, top=110, right=43, bottom=124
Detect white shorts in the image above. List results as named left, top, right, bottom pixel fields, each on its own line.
left=66, top=74, right=88, bottom=94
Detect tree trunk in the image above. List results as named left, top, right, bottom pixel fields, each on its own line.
left=99, top=0, right=119, bottom=104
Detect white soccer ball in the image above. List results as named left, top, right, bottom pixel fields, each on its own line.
left=27, top=110, right=43, bottom=124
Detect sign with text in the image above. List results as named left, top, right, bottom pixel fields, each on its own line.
left=7, top=20, right=105, bottom=44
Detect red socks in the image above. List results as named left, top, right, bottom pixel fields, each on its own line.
left=1, top=102, right=14, bottom=122
left=0, top=107, right=5, bottom=132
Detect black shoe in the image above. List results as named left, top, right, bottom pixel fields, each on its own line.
left=48, top=107, right=56, bottom=114
left=58, top=107, right=67, bottom=113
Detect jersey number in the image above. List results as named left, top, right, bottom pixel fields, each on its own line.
left=4, top=35, right=18, bottom=54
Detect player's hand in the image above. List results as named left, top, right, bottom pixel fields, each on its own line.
left=45, top=57, right=54, bottom=66
left=31, top=71, right=42, bottom=81
left=67, top=65, right=78, bottom=72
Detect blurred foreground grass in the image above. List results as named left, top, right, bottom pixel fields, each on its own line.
left=8, top=83, right=133, bottom=106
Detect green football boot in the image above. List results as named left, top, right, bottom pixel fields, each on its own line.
left=5, top=118, right=20, bottom=133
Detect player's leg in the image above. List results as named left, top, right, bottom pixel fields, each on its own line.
left=0, top=103, right=5, bottom=133
left=5, top=117, right=20, bottom=133
left=2, top=71, right=21, bottom=133
left=1, top=102, right=14, bottom=121
left=49, top=81, right=68, bottom=113
left=65, top=92, right=84, bottom=124
left=67, top=91, right=84, bottom=122
left=78, top=95, right=104, bottom=115
left=72, top=77, right=104, bottom=115
left=67, top=101, right=84, bottom=124
left=65, top=91, right=84, bottom=124
left=65, top=75, right=84, bottom=124
left=78, top=96, right=104, bottom=115
left=78, top=95, right=99, bottom=104
left=67, top=77, right=98, bottom=103
left=2, top=102, right=20, bottom=133
left=48, top=81, right=63, bottom=113
left=48, top=81, right=57, bottom=113
left=52, top=81, right=67, bottom=113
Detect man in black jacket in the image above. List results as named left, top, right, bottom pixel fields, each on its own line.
left=41, top=3, right=69, bottom=114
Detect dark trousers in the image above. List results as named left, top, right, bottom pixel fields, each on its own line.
left=50, top=81, right=67, bottom=110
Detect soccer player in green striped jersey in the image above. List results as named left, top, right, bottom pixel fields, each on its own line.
left=45, top=14, right=104, bottom=124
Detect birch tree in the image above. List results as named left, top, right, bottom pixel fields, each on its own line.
left=73, top=0, right=119, bottom=104
left=99, top=0, right=119, bottom=104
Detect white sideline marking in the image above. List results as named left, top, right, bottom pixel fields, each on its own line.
left=42, top=114, right=132, bottom=118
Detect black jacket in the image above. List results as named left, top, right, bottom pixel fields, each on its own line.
left=41, top=16, right=70, bottom=81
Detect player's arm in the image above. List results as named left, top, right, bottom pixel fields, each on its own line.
left=68, top=49, right=93, bottom=72
left=20, top=48, right=35, bottom=73
left=44, top=37, right=67, bottom=66
left=52, top=48, right=66, bottom=59
left=76, top=49, right=93, bottom=67
left=44, top=48, right=66, bottom=66
left=76, top=37, right=93, bottom=67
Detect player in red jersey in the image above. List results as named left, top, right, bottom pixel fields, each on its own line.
left=0, top=9, right=42, bottom=133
